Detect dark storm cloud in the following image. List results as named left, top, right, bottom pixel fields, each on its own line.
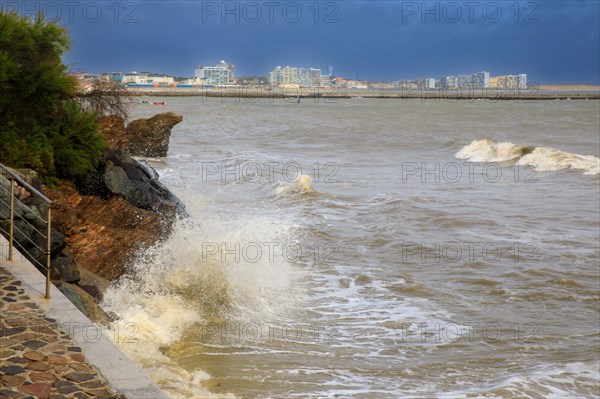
left=4, top=0, right=597, bottom=83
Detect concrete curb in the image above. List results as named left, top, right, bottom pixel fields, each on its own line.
left=1, top=235, right=169, bottom=399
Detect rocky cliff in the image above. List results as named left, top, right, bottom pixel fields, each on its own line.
left=100, top=112, right=183, bottom=157
left=1, top=112, right=184, bottom=322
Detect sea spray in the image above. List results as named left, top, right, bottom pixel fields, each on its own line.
left=275, top=174, right=315, bottom=196
left=455, top=139, right=535, bottom=163
left=101, top=193, right=306, bottom=398
left=456, top=139, right=599, bottom=174
left=517, top=147, right=600, bottom=175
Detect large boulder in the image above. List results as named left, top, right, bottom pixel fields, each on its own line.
left=56, top=282, right=113, bottom=324
left=126, top=112, right=182, bottom=157
left=76, top=149, right=185, bottom=217
left=98, top=112, right=183, bottom=157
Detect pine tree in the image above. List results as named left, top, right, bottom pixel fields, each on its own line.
left=0, top=12, right=107, bottom=182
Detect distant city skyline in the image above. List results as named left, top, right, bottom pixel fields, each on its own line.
left=4, top=1, right=598, bottom=84
left=93, top=65, right=528, bottom=89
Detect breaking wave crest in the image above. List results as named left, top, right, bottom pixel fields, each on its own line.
left=455, top=139, right=535, bottom=163
left=456, top=139, right=599, bottom=175
left=275, top=174, right=315, bottom=196
left=101, top=207, right=304, bottom=398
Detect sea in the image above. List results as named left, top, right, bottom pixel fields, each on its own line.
left=101, top=96, right=600, bottom=399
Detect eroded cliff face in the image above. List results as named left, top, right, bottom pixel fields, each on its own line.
left=44, top=181, right=172, bottom=281
left=1, top=112, right=185, bottom=322
left=54, top=112, right=184, bottom=282
left=99, top=112, right=183, bottom=157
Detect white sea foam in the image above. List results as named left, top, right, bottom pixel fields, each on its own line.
left=101, top=199, right=304, bottom=398
left=456, top=139, right=599, bottom=174
left=275, top=174, right=314, bottom=196
left=517, top=146, right=600, bottom=175
left=455, top=139, right=534, bottom=163
left=440, top=361, right=600, bottom=399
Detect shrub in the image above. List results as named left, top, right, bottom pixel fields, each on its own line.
left=0, top=12, right=107, bottom=182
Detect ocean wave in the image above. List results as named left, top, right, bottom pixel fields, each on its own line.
left=275, top=174, right=315, bottom=196
left=456, top=139, right=599, bottom=175
left=101, top=207, right=304, bottom=398
left=517, top=147, right=600, bottom=175
left=455, top=139, right=535, bottom=163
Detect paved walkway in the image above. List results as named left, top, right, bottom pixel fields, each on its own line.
left=0, top=265, right=124, bottom=399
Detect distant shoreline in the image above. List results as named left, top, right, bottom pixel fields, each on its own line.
left=127, top=85, right=600, bottom=100
left=538, top=84, right=600, bottom=91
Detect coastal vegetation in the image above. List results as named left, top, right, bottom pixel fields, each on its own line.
left=0, top=12, right=128, bottom=183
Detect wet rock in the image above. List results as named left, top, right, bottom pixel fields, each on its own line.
left=99, top=112, right=183, bottom=157
left=20, top=382, right=51, bottom=398
left=21, top=340, right=46, bottom=350
left=50, top=250, right=80, bottom=283
left=102, top=149, right=185, bottom=215
left=64, top=372, right=95, bottom=383
left=69, top=354, right=85, bottom=362
left=1, top=327, right=27, bottom=336
left=24, top=361, right=51, bottom=372
left=0, top=388, right=24, bottom=398
left=67, top=347, right=82, bottom=353
left=45, top=355, right=67, bottom=365
left=0, top=365, right=25, bottom=375
left=2, top=112, right=185, bottom=315
left=29, top=372, right=54, bottom=382
left=55, top=283, right=88, bottom=317
left=65, top=283, right=112, bottom=325
left=6, top=357, right=29, bottom=365
left=23, top=352, right=44, bottom=362
left=74, top=148, right=185, bottom=217
left=2, top=374, right=26, bottom=387
left=47, top=175, right=183, bottom=282
left=124, top=112, right=182, bottom=157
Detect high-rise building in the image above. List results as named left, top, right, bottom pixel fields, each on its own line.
left=195, top=60, right=235, bottom=85
left=518, top=74, right=527, bottom=89
left=472, top=71, right=490, bottom=88
left=440, top=71, right=490, bottom=89
left=490, top=74, right=528, bottom=90
left=269, top=66, right=324, bottom=87
left=297, top=68, right=312, bottom=87
left=441, top=76, right=458, bottom=89
left=415, top=78, right=436, bottom=89
left=269, top=66, right=299, bottom=85
left=456, top=74, right=474, bottom=88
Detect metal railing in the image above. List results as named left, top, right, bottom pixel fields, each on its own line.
left=0, top=163, right=53, bottom=298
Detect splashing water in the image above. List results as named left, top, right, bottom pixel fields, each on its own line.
left=275, top=174, right=315, bottom=196
left=456, top=139, right=599, bottom=174
left=101, top=207, right=306, bottom=398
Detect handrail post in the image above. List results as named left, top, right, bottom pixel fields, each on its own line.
left=9, top=178, right=14, bottom=261
left=46, top=207, right=51, bottom=299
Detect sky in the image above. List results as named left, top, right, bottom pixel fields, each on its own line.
left=3, top=0, right=599, bottom=83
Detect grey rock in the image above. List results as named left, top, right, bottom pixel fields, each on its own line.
left=56, top=283, right=89, bottom=317
left=51, top=253, right=81, bottom=283
left=100, top=149, right=186, bottom=216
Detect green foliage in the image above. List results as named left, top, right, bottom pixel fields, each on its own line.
left=52, top=101, right=105, bottom=178
left=0, top=12, right=106, bottom=181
